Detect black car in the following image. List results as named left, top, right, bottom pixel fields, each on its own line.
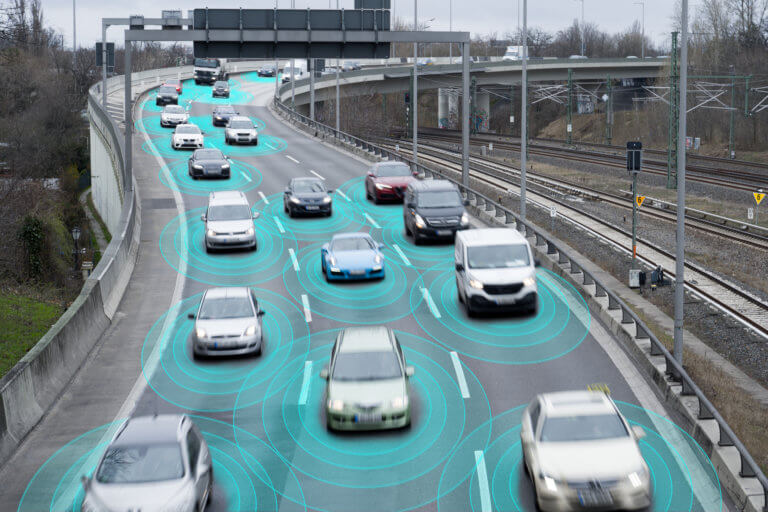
left=212, top=105, right=238, bottom=127
left=283, top=177, right=334, bottom=217
left=403, top=180, right=469, bottom=244
left=257, top=65, right=276, bottom=77
left=155, top=85, right=179, bottom=106
left=212, top=80, right=230, bottom=98
left=188, top=148, right=231, bottom=180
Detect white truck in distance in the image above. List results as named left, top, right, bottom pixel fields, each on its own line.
left=194, top=57, right=228, bottom=85
left=502, top=45, right=525, bottom=61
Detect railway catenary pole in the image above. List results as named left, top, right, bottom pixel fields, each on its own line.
left=567, top=68, right=573, bottom=144
left=310, top=58, right=315, bottom=121
left=291, top=0, right=296, bottom=109
left=413, top=0, right=419, bottom=165
left=606, top=75, right=613, bottom=145
left=336, top=0, right=340, bottom=135
left=674, top=0, right=689, bottom=367
left=520, top=0, right=528, bottom=221
left=72, top=0, right=77, bottom=69
left=729, top=66, right=736, bottom=159
left=462, top=41, right=470, bottom=187
left=449, top=0, right=453, bottom=64
left=275, top=0, right=280, bottom=101
left=102, top=22, right=107, bottom=107
left=123, top=39, right=132, bottom=193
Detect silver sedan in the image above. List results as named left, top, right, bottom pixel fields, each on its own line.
left=189, top=287, right=265, bottom=358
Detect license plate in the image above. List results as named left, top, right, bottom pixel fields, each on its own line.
left=355, top=413, right=381, bottom=424
left=306, top=206, right=320, bottom=211
left=578, top=489, right=613, bottom=507
left=350, top=270, right=366, bottom=276
left=495, top=296, right=516, bottom=305
left=437, top=230, right=452, bottom=236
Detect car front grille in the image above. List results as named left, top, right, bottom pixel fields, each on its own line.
left=567, top=479, right=620, bottom=490
left=426, top=216, right=459, bottom=227
left=484, top=283, right=524, bottom=295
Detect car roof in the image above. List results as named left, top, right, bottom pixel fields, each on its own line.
left=208, top=190, right=247, bottom=206
left=292, top=177, right=322, bottom=185
left=539, top=391, right=617, bottom=418
left=409, top=179, right=458, bottom=192
left=177, top=123, right=200, bottom=130
left=339, top=326, right=393, bottom=353
left=203, top=287, right=251, bottom=300
left=215, top=105, right=236, bottom=111
left=374, top=161, right=409, bottom=169
left=331, top=232, right=373, bottom=241
left=112, top=414, right=184, bottom=447
left=458, top=228, right=527, bottom=246
left=228, top=116, right=252, bottom=123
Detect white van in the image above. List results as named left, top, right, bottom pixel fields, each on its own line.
left=455, top=228, right=539, bottom=315
left=201, top=190, right=260, bottom=253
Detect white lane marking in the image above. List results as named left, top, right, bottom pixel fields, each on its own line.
left=274, top=216, right=286, bottom=234
left=364, top=213, right=381, bottom=229
left=301, top=294, right=312, bottom=323
left=420, top=287, right=441, bottom=318
left=310, top=169, right=325, bottom=180
left=393, top=244, right=412, bottom=266
left=266, top=142, right=278, bottom=150
left=258, top=191, right=270, bottom=204
left=450, top=351, right=471, bottom=399
left=286, top=155, right=300, bottom=164
left=299, top=361, right=313, bottom=405
left=474, top=451, right=492, bottom=512
left=289, top=248, right=300, bottom=272
left=241, top=170, right=252, bottom=183
left=336, top=189, right=350, bottom=201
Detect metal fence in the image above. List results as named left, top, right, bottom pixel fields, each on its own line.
left=274, top=96, right=768, bottom=510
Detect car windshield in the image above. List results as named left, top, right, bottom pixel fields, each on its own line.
left=214, top=81, right=228, bottom=87
left=332, top=351, right=402, bottom=381
left=176, top=125, right=200, bottom=134
left=165, top=106, right=185, bottom=114
left=332, top=237, right=374, bottom=252
left=467, top=244, right=530, bottom=269
left=96, top=443, right=184, bottom=484
left=208, top=205, right=251, bottom=222
left=195, top=149, right=222, bottom=160
left=216, top=107, right=236, bottom=114
left=293, top=180, right=325, bottom=193
left=199, top=296, right=253, bottom=319
left=158, top=86, right=176, bottom=94
left=229, top=121, right=253, bottom=129
left=195, top=58, right=219, bottom=68
left=417, top=190, right=462, bottom=208
left=376, top=164, right=411, bottom=178
left=540, top=414, right=629, bottom=442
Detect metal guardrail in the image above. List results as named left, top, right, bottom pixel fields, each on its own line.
left=274, top=97, right=768, bottom=510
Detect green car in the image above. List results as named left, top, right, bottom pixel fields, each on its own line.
left=320, top=326, right=414, bottom=431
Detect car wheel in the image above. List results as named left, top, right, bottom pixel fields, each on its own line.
left=365, top=186, right=372, bottom=200
left=287, top=206, right=294, bottom=218
left=283, top=201, right=289, bottom=214
left=373, top=194, right=380, bottom=205
left=466, top=302, right=476, bottom=318
left=404, top=221, right=412, bottom=237
left=253, top=345, right=262, bottom=357
left=326, top=208, right=333, bottom=217
left=205, top=245, right=212, bottom=254
left=250, top=243, right=257, bottom=252
left=413, top=233, right=421, bottom=246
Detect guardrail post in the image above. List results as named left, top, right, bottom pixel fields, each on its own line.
left=681, top=378, right=695, bottom=396
left=697, top=399, right=714, bottom=420
left=719, top=427, right=735, bottom=447
left=583, top=272, right=595, bottom=286
left=607, top=294, right=620, bottom=310
left=570, top=261, right=581, bottom=275
left=505, top=211, right=516, bottom=225
left=636, top=324, right=650, bottom=339
left=535, top=233, right=544, bottom=246
left=485, top=201, right=495, bottom=213
left=558, top=250, right=569, bottom=265
left=621, top=307, right=633, bottom=324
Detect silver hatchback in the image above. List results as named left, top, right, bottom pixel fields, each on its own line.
left=189, top=287, right=265, bottom=358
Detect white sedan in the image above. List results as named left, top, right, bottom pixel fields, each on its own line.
left=160, top=105, right=189, bottom=128
left=172, top=124, right=204, bottom=150
left=520, top=391, right=651, bottom=511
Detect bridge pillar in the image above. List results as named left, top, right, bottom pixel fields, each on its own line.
left=438, top=88, right=450, bottom=129
left=474, top=90, right=490, bottom=132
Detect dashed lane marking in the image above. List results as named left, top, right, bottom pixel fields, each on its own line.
left=299, top=361, right=313, bottom=405
left=364, top=213, right=381, bottom=229
left=258, top=191, right=270, bottom=204
left=420, top=287, right=441, bottom=318
left=274, top=216, right=286, bottom=234
left=310, top=170, right=325, bottom=180
left=393, top=244, right=412, bottom=266
left=289, top=248, right=300, bottom=272
left=301, top=294, right=312, bottom=323
left=450, top=351, right=471, bottom=399
left=474, top=450, right=492, bottom=512
left=286, top=155, right=300, bottom=164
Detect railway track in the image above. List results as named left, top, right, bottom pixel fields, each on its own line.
left=396, top=130, right=768, bottom=192
left=381, top=140, right=768, bottom=340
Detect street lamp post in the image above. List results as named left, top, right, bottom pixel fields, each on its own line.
left=521, top=0, right=528, bottom=221
left=634, top=1, right=645, bottom=58
left=71, top=226, right=81, bottom=272
left=449, top=0, right=453, bottom=64
left=72, top=0, right=77, bottom=69
left=413, top=0, right=418, bottom=165
left=574, top=0, right=585, bottom=56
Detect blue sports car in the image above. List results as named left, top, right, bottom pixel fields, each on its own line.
left=321, top=233, right=385, bottom=281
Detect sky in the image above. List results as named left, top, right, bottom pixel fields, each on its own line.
left=41, top=0, right=679, bottom=50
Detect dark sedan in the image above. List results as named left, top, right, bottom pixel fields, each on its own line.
left=283, top=177, right=334, bottom=217
left=212, top=80, right=230, bottom=98
left=212, top=105, right=238, bottom=126
left=188, top=148, right=231, bottom=180
left=257, top=65, right=276, bottom=77
left=155, top=85, right=179, bottom=106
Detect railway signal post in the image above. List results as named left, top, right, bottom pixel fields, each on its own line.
left=755, top=189, right=765, bottom=224
left=627, top=141, right=643, bottom=270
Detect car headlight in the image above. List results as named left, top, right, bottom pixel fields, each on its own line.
left=523, top=276, right=536, bottom=287
left=322, top=196, right=332, bottom=204
left=374, top=254, right=383, bottom=264
left=461, top=212, right=469, bottom=225
left=469, top=279, right=484, bottom=290
left=414, top=213, right=426, bottom=229
left=627, top=468, right=647, bottom=488
left=245, top=227, right=254, bottom=236
left=215, top=115, right=223, bottom=120
left=375, top=183, right=392, bottom=190
left=540, top=473, right=559, bottom=492
left=244, top=325, right=258, bottom=336
left=221, top=164, right=230, bottom=170
left=193, top=164, right=203, bottom=170
left=390, top=396, right=409, bottom=409
left=195, top=328, right=207, bottom=339
left=328, top=256, right=337, bottom=266
left=290, top=196, right=301, bottom=204
left=207, top=229, right=217, bottom=237
left=328, top=399, right=344, bottom=411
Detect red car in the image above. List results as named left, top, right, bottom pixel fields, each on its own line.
left=365, top=161, right=418, bottom=203
left=164, top=79, right=183, bottom=94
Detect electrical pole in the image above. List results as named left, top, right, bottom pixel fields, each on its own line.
left=674, top=0, right=689, bottom=368
left=520, top=0, right=528, bottom=221
left=291, top=0, right=296, bottom=109
left=102, top=22, right=107, bottom=107
left=449, top=0, right=453, bottom=64
left=634, top=1, right=645, bottom=58
left=667, top=32, right=679, bottom=189
left=413, top=0, right=418, bottom=164
left=567, top=68, right=573, bottom=144
left=729, top=65, right=736, bottom=159
left=72, top=0, right=77, bottom=69
left=606, top=75, right=613, bottom=145
left=336, top=0, right=340, bottom=134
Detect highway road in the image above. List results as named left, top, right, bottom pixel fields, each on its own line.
left=1, top=74, right=730, bottom=511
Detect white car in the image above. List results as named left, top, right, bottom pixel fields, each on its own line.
left=225, top=116, right=258, bottom=145
left=160, top=105, right=189, bottom=128
left=521, top=391, right=651, bottom=511
left=172, top=123, right=204, bottom=150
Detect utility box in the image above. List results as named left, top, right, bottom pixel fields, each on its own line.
left=162, top=10, right=183, bottom=29
left=629, top=269, right=642, bottom=288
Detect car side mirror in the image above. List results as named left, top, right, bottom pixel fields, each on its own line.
left=455, top=263, right=464, bottom=272
left=534, top=259, right=541, bottom=267
left=257, top=310, right=265, bottom=317
left=378, top=244, right=385, bottom=250
left=200, top=214, right=206, bottom=222
left=521, top=430, right=534, bottom=444
left=196, top=461, right=210, bottom=478
left=188, top=313, right=195, bottom=319
left=406, top=203, right=416, bottom=209
left=81, top=475, right=91, bottom=490
left=320, top=367, right=329, bottom=380
left=405, top=366, right=415, bottom=377
left=632, top=426, right=646, bottom=439
left=412, top=171, right=419, bottom=177
left=463, top=199, right=470, bottom=206
left=367, top=172, right=374, bottom=177
left=285, top=188, right=291, bottom=194
left=252, top=212, right=260, bottom=219
left=327, top=189, right=335, bottom=194
left=321, top=243, right=329, bottom=252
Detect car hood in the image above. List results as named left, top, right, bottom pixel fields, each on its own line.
left=214, top=112, right=235, bottom=118
left=374, top=176, right=414, bottom=187
left=88, top=478, right=190, bottom=510
left=175, top=133, right=202, bottom=139
left=294, top=192, right=329, bottom=202
left=468, top=267, right=533, bottom=285
left=330, top=250, right=379, bottom=269
left=162, top=113, right=187, bottom=119
left=195, top=158, right=227, bottom=167
left=416, top=206, right=464, bottom=217
left=196, top=316, right=258, bottom=337
left=329, top=377, right=406, bottom=406
left=207, top=219, right=252, bottom=233
left=537, top=438, right=645, bottom=481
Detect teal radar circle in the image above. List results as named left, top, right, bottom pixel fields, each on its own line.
left=233, top=330, right=490, bottom=511
left=281, top=243, right=417, bottom=324
left=139, top=290, right=310, bottom=412
left=135, top=114, right=178, bottom=136
left=410, top=262, right=591, bottom=364
left=16, top=415, right=307, bottom=512
left=380, top=219, right=455, bottom=269
left=158, top=158, right=263, bottom=197
left=159, top=207, right=297, bottom=286
left=176, top=80, right=255, bottom=105
left=437, top=403, right=722, bottom=512
left=187, top=114, right=267, bottom=134
left=140, top=135, right=199, bottom=159
left=241, top=72, right=283, bottom=83
left=337, top=176, right=407, bottom=223
left=256, top=192, right=367, bottom=242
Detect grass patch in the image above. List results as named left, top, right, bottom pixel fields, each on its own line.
left=0, top=288, right=64, bottom=379
left=86, top=192, right=112, bottom=244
